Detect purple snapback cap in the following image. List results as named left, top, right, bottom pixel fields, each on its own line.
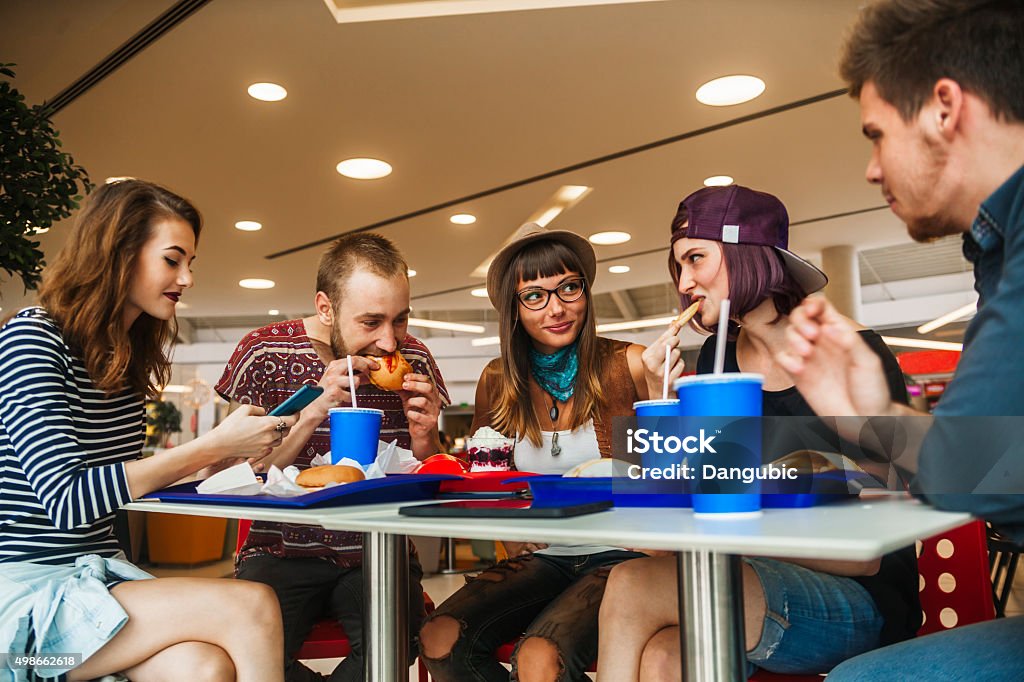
left=673, top=185, right=828, bottom=294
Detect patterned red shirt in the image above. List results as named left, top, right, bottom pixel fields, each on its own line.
left=215, top=319, right=449, bottom=568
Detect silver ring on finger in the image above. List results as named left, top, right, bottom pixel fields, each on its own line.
left=275, top=418, right=287, bottom=433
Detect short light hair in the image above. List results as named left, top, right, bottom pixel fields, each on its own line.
left=840, top=0, right=1024, bottom=122
left=316, top=233, right=408, bottom=307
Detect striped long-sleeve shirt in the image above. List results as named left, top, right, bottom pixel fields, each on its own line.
left=0, top=307, right=143, bottom=566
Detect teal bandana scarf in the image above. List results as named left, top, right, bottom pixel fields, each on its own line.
left=529, top=340, right=579, bottom=404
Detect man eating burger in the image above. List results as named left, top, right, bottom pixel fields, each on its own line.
left=216, top=232, right=449, bottom=682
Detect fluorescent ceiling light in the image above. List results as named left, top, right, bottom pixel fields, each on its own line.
left=336, top=158, right=392, bottom=180
left=450, top=213, right=477, bottom=225
left=916, top=301, right=977, bottom=334
left=597, top=316, right=677, bottom=332
left=407, top=318, right=485, bottom=334
left=105, top=176, right=134, bottom=184
left=322, top=0, right=664, bottom=23
left=558, top=185, right=591, bottom=201
left=26, top=225, right=49, bottom=235
left=881, top=336, right=963, bottom=352
left=235, top=220, right=262, bottom=232
left=247, top=82, right=287, bottom=101
left=535, top=207, right=564, bottom=227
left=471, top=336, right=501, bottom=347
left=473, top=185, right=593, bottom=278
left=608, top=265, right=631, bottom=274
left=268, top=309, right=280, bottom=315
left=160, top=384, right=188, bottom=393
left=703, top=175, right=734, bottom=187
left=696, top=75, right=765, bottom=106
left=470, top=288, right=489, bottom=298
left=589, top=231, right=631, bottom=245
left=239, top=278, right=276, bottom=289
left=407, top=269, right=417, bottom=277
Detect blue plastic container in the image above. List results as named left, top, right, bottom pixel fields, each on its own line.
left=329, top=407, right=383, bottom=467
left=674, top=373, right=764, bottom=517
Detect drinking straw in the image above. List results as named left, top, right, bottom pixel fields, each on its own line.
left=713, top=299, right=730, bottom=375
left=662, top=341, right=671, bottom=400
left=347, top=354, right=358, bottom=408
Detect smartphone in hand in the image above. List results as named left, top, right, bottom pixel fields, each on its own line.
left=268, top=385, right=324, bottom=417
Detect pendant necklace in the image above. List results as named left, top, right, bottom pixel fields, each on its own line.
left=549, top=396, right=562, bottom=457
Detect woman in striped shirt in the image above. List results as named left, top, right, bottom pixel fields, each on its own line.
left=0, top=180, right=295, bottom=681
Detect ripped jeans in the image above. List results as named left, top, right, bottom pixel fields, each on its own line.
left=421, top=550, right=642, bottom=682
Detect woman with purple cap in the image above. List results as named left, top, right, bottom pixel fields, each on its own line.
left=420, top=222, right=653, bottom=682
left=596, top=185, right=919, bottom=679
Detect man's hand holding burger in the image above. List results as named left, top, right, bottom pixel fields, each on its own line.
left=398, top=371, right=443, bottom=459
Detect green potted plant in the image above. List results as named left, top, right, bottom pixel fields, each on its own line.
left=1, top=63, right=93, bottom=293
left=146, top=400, right=182, bottom=448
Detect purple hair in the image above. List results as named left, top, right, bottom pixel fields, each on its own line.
left=669, top=225, right=807, bottom=336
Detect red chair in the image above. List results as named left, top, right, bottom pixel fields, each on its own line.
left=749, top=519, right=996, bottom=681
left=236, top=519, right=430, bottom=680
left=489, top=521, right=995, bottom=680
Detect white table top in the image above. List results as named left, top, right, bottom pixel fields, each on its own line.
left=317, top=497, right=971, bottom=561
left=124, top=499, right=379, bottom=524
left=125, top=496, right=972, bottom=562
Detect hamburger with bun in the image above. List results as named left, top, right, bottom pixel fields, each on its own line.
left=295, top=464, right=366, bottom=489
left=367, top=351, right=413, bottom=392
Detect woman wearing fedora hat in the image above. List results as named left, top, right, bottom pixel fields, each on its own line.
left=596, top=186, right=920, bottom=680
left=419, top=223, right=653, bottom=682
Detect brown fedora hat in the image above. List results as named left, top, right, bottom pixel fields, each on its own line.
left=484, top=223, right=597, bottom=308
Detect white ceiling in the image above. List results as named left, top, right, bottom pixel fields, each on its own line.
left=1, top=0, right=962, bottom=327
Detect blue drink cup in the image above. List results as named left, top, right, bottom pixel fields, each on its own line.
left=674, top=374, right=763, bottom=518
left=329, top=407, right=383, bottom=468
left=633, top=399, right=682, bottom=417
left=630, top=399, right=687, bottom=498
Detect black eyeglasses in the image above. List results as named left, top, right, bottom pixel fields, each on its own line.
left=516, top=277, right=587, bottom=311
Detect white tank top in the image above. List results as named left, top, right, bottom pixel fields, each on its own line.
left=513, top=421, right=620, bottom=556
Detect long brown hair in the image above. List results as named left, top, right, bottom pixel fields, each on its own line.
left=37, top=179, right=201, bottom=397
left=490, top=240, right=605, bottom=447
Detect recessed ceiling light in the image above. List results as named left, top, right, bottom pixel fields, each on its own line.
left=608, top=265, right=631, bottom=274
left=703, top=175, right=734, bottom=187
left=470, top=288, right=489, bottom=298
left=589, top=231, right=631, bottom=245
left=235, top=220, right=262, bottom=232
left=247, top=82, right=287, bottom=102
left=407, top=269, right=417, bottom=277
left=105, top=176, right=134, bottom=184
left=239, top=278, right=275, bottom=289
left=268, top=309, right=280, bottom=315
left=336, top=158, right=392, bottom=180
left=450, top=213, right=477, bottom=225
left=695, top=75, right=765, bottom=106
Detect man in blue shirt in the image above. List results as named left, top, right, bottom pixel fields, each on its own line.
left=777, top=0, right=1024, bottom=679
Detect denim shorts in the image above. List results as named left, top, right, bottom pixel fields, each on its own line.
left=744, top=557, right=884, bottom=675
left=0, top=554, right=153, bottom=680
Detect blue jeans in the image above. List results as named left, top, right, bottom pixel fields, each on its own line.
left=744, top=557, right=885, bottom=674
left=422, top=550, right=642, bottom=682
left=827, top=616, right=1024, bottom=681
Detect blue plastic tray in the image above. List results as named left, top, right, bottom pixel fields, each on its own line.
left=517, top=474, right=866, bottom=509
left=142, top=473, right=458, bottom=509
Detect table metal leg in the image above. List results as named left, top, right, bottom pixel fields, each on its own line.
left=363, top=531, right=409, bottom=682
left=677, top=550, right=746, bottom=682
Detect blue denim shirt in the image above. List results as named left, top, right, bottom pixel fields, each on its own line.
left=0, top=555, right=152, bottom=681
left=915, top=164, right=1024, bottom=537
